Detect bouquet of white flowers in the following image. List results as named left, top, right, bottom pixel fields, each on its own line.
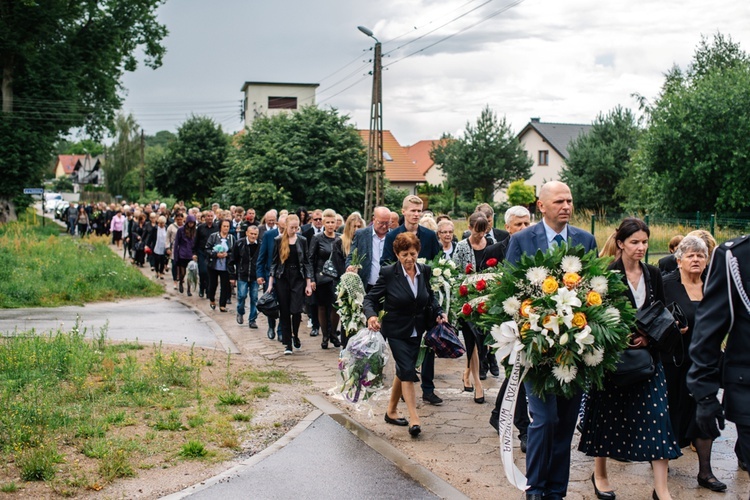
left=335, top=249, right=367, bottom=340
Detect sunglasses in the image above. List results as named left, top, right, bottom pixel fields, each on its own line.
left=313, top=218, right=322, bottom=221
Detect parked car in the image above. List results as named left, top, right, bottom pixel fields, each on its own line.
left=55, top=201, right=70, bottom=221
left=44, top=193, right=63, bottom=213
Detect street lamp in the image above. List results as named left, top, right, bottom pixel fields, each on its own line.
left=359, top=25, right=383, bottom=222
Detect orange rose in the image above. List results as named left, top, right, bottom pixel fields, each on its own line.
left=521, top=322, right=531, bottom=339
left=572, top=312, right=587, bottom=328
left=541, top=277, right=559, bottom=294
left=520, top=299, right=534, bottom=318
left=586, top=291, right=602, bottom=306
left=563, top=272, right=581, bottom=289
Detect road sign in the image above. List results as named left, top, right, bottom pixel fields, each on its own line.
left=23, top=188, right=44, bottom=195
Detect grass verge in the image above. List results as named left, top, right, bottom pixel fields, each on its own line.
left=0, top=210, right=162, bottom=308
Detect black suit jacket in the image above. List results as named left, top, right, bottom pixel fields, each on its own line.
left=688, top=235, right=750, bottom=425
left=363, top=263, right=442, bottom=340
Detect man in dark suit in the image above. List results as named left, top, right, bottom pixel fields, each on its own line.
left=256, top=214, right=286, bottom=341
left=381, top=195, right=442, bottom=406
left=687, top=234, right=750, bottom=474
left=257, top=210, right=277, bottom=241
left=505, top=182, right=597, bottom=500
left=346, top=206, right=391, bottom=292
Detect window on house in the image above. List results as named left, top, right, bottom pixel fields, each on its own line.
left=268, top=96, right=297, bottom=110
left=538, top=150, right=549, bottom=166
left=383, top=151, right=393, bottom=161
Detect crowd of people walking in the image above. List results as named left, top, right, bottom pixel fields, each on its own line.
left=62, top=184, right=749, bottom=499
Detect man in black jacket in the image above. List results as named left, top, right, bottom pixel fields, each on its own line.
left=687, top=234, right=750, bottom=474
left=193, top=211, right=219, bottom=298
left=231, top=224, right=260, bottom=328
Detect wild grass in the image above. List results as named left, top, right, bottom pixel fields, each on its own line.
left=0, top=210, right=161, bottom=308
left=0, top=326, right=293, bottom=493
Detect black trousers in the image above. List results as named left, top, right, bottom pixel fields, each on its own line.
left=208, top=268, right=230, bottom=307
left=736, top=422, right=750, bottom=477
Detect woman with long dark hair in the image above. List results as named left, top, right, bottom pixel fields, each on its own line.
left=205, top=219, right=236, bottom=312
left=267, top=214, right=313, bottom=355
left=173, top=214, right=197, bottom=295
left=579, top=218, right=680, bottom=500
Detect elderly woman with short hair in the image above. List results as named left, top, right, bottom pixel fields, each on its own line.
left=364, top=232, right=446, bottom=438
left=663, top=236, right=726, bottom=492
left=436, top=219, right=456, bottom=259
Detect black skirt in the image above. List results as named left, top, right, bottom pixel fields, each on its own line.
left=387, top=335, right=421, bottom=383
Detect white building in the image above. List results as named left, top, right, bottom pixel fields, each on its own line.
left=241, top=81, right=319, bottom=129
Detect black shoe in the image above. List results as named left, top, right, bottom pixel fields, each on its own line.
left=248, top=321, right=258, bottom=329
left=652, top=490, right=659, bottom=500
left=199, top=290, right=204, bottom=298
left=310, top=328, right=319, bottom=337
left=592, top=473, right=616, bottom=499
left=236, top=313, right=243, bottom=325
left=187, top=290, right=192, bottom=297
left=739, top=459, right=748, bottom=471
left=321, top=339, right=329, bottom=349
left=474, top=389, right=485, bottom=404
left=179, top=282, right=184, bottom=293
left=422, top=393, right=443, bottom=406
left=489, top=415, right=499, bottom=434
left=267, top=327, right=275, bottom=340
left=479, top=369, right=487, bottom=381
left=330, top=334, right=341, bottom=348
left=384, top=414, right=408, bottom=426
left=697, top=475, right=727, bottom=492
left=519, top=433, right=527, bottom=453
left=408, top=425, right=421, bottom=437
left=293, top=336, right=301, bottom=349
left=488, top=358, right=500, bottom=377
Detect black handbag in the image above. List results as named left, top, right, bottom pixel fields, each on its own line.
left=609, top=348, right=655, bottom=387
left=636, top=300, right=681, bottom=353
left=424, top=323, right=465, bottom=359
left=256, top=291, right=279, bottom=319
left=321, top=256, right=338, bottom=279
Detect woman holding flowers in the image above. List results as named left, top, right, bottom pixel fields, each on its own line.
left=579, top=218, right=680, bottom=500
left=309, top=209, right=342, bottom=350
left=452, top=212, right=505, bottom=403
left=364, top=232, right=445, bottom=438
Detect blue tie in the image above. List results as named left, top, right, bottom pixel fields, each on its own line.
left=553, top=234, right=565, bottom=247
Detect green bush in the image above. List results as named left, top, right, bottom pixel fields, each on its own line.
left=17, top=446, right=63, bottom=481
left=179, top=441, right=208, bottom=459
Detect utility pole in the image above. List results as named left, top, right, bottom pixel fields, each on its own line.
left=139, top=129, right=145, bottom=198
left=359, top=26, right=384, bottom=222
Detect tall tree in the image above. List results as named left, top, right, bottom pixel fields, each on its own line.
left=219, top=106, right=366, bottom=215
left=634, top=33, right=750, bottom=213
left=150, top=116, right=229, bottom=206
left=104, top=113, right=141, bottom=199
left=0, top=0, right=167, bottom=221
left=430, top=106, right=531, bottom=203
left=560, top=106, right=640, bottom=213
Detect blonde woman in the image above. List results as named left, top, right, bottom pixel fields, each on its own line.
left=309, top=209, right=342, bottom=349
left=267, top=214, right=313, bottom=355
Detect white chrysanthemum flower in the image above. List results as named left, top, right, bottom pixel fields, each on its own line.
left=552, top=364, right=578, bottom=383
left=417, top=258, right=427, bottom=264
left=604, top=307, right=621, bottom=323
left=583, top=347, right=605, bottom=366
left=503, top=296, right=521, bottom=316
left=560, top=255, right=582, bottom=274
left=432, top=267, right=442, bottom=277
left=590, top=276, right=609, bottom=295
left=526, top=267, right=548, bottom=285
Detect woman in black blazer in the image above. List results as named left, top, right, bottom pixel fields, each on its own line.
left=267, top=214, right=313, bottom=355
left=363, top=232, right=446, bottom=438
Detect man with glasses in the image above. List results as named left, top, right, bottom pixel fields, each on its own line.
left=346, top=206, right=391, bottom=293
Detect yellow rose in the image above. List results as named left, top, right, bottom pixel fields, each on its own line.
left=586, top=291, right=602, bottom=306
left=520, top=299, right=534, bottom=318
left=521, top=322, right=531, bottom=338
left=572, top=312, right=588, bottom=328
left=541, top=277, right=559, bottom=294
left=563, top=272, right=581, bottom=289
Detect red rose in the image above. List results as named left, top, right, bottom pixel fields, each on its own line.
left=459, top=284, right=469, bottom=297
left=465, top=263, right=473, bottom=274
left=486, top=258, right=498, bottom=267
left=477, top=302, right=488, bottom=314
left=461, top=303, right=473, bottom=315
left=475, top=279, right=487, bottom=291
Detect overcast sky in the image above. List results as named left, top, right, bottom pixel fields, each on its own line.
left=120, top=0, right=750, bottom=145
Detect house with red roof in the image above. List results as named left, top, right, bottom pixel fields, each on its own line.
left=357, top=130, right=425, bottom=194
left=406, top=139, right=448, bottom=186
left=54, top=155, right=85, bottom=178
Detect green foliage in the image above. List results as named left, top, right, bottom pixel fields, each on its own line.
left=384, top=184, right=409, bottom=210
left=633, top=33, right=750, bottom=213
left=506, top=179, right=536, bottom=207
left=560, top=106, right=640, bottom=213
left=52, top=176, right=75, bottom=193
left=220, top=106, right=366, bottom=214
left=179, top=441, right=208, bottom=459
left=104, top=113, right=141, bottom=199
left=60, top=139, right=105, bottom=157
left=98, top=449, right=135, bottom=481
left=1, top=482, right=18, bottom=493
left=0, top=0, right=168, bottom=201
left=430, top=106, right=532, bottom=203
left=16, top=445, right=64, bottom=481
left=150, top=116, right=229, bottom=206
left=153, top=411, right=185, bottom=431
left=217, top=392, right=247, bottom=406
left=0, top=214, right=161, bottom=307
